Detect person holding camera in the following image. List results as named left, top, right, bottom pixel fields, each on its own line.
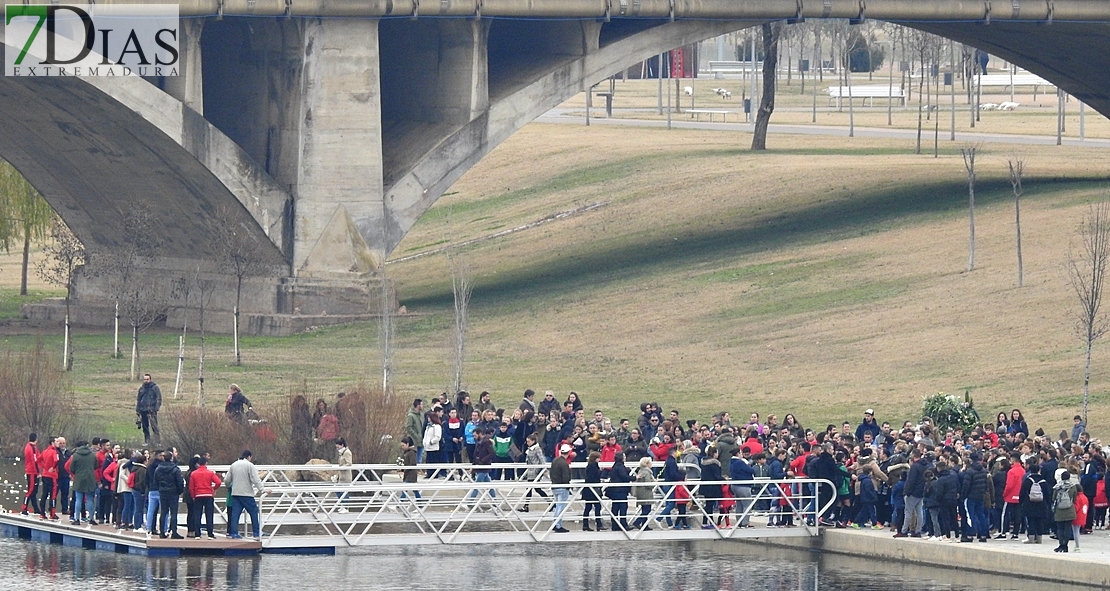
left=136, top=374, right=162, bottom=447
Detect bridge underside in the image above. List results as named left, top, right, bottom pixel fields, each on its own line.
left=0, top=16, right=1108, bottom=330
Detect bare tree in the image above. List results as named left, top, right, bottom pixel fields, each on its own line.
left=909, top=30, right=934, bottom=154
left=100, top=211, right=166, bottom=381
left=448, top=251, right=473, bottom=395
left=379, top=271, right=395, bottom=397
left=36, top=219, right=86, bottom=371
left=169, top=271, right=199, bottom=399
left=194, top=269, right=216, bottom=408
left=213, top=207, right=267, bottom=366
left=1008, top=159, right=1026, bottom=287
left=1068, top=201, right=1110, bottom=426
left=752, top=21, right=782, bottom=151
left=960, top=145, right=980, bottom=272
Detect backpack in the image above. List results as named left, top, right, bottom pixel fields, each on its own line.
left=1055, top=485, right=1074, bottom=510
left=1027, top=477, right=1044, bottom=503
left=127, top=470, right=138, bottom=489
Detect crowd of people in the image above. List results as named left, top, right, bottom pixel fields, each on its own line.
left=18, top=434, right=270, bottom=540
left=402, top=390, right=1105, bottom=549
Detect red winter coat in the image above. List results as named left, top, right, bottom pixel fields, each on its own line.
left=1003, top=464, right=1025, bottom=503
left=39, top=445, right=59, bottom=479
left=101, top=456, right=118, bottom=489
left=188, top=466, right=223, bottom=499
left=1074, top=491, right=1090, bottom=527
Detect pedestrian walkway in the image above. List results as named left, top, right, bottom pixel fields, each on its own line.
left=755, top=526, right=1110, bottom=588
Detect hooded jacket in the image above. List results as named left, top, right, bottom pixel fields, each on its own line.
left=154, top=461, right=184, bottom=497
left=67, top=446, right=97, bottom=493
left=960, top=461, right=989, bottom=503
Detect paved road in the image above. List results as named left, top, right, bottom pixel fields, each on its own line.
left=537, top=108, right=1110, bottom=149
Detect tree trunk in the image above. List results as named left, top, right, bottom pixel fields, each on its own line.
left=752, top=23, right=781, bottom=151
left=20, top=231, right=30, bottom=296
left=130, top=324, right=140, bottom=381
left=1084, top=338, right=1093, bottom=426
left=63, top=313, right=71, bottom=371
left=233, top=279, right=243, bottom=366
left=113, top=300, right=121, bottom=359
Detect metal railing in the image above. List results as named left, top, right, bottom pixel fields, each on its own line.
left=208, top=463, right=836, bottom=547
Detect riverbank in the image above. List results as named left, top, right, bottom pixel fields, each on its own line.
left=744, top=526, right=1110, bottom=588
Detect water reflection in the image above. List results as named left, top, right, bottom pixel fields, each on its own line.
left=3, top=537, right=1093, bottom=591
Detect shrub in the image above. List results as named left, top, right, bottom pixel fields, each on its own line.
left=0, top=341, right=81, bottom=455
left=164, top=405, right=288, bottom=464
left=921, top=391, right=980, bottom=433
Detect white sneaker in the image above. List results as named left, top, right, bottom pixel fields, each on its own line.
left=337, top=508, right=349, bottom=514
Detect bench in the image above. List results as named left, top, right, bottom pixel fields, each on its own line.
left=977, top=73, right=1052, bottom=88
left=826, top=85, right=906, bottom=107
left=708, top=60, right=760, bottom=75
left=686, top=109, right=738, bottom=122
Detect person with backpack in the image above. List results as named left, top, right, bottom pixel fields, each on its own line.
left=1020, top=460, right=1048, bottom=544
left=1053, top=471, right=1079, bottom=552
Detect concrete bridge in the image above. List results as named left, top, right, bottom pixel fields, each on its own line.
left=3, top=0, right=1109, bottom=331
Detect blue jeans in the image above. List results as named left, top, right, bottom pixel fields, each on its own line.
left=120, top=492, right=135, bottom=526
left=229, top=495, right=261, bottom=538
left=468, top=472, right=495, bottom=499
left=553, top=488, right=570, bottom=528
left=72, top=491, right=93, bottom=522
left=963, top=498, right=990, bottom=538
left=132, top=491, right=146, bottom=530
left=145, top=490, right=161, bottom=533
left=857, top=502, right=876, bottom=526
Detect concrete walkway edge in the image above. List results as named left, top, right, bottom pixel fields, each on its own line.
left=736, top=528, right=1110, bottom=588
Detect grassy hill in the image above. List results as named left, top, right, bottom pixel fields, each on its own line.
left=3, top=120, right=1109, bottom=442
left=389, top=122, right=1110, bottom=436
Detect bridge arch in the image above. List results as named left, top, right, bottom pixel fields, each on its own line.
left=1, top=15, right=1107, bottom=327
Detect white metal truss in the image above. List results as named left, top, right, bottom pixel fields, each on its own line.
left=209, top=464, right=836, bottom=549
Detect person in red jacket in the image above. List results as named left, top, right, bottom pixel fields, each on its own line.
left=187, top=456, right=223, bottom=539
left=22, top=433, right=42, bottom=517
left=38, top=437, right=59, bottom=520
left=1073, top=487, right=1090, bottom=552
left=996, top=453, right=1025, bottom=540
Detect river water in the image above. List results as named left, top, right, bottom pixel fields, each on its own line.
left=0, top=535, right=1093, bottom=591
left=0, top=460, right=1088, bottom=591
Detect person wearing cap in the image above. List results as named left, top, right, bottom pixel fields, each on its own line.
left=856, top=409, right=881, bottom=444
left=550, top=444, right=573, bottom=533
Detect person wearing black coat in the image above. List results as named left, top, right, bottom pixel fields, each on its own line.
left=896, top=450, right=929, bottom=537
left=930, top=460, right=960, bottom=540
left=1020, top=461, right=1049, bottom=543
left=960, top=454, right=991, bottom=542
left=581, top=452, right=605, bottom=531
left=606, top=453, right=632, bottom=530
left=153, top=451, right=185, bottom=539
left=808, top=444, right=841, bottom=525
left=700, top=448, right=724, bottom=528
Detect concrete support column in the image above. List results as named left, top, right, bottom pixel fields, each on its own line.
left=292, top=18, right=384, bottom=277
left=162, top=18, right=204, bottom=115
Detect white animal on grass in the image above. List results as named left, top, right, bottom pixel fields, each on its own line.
left=980, top=103, right=998, bottom=111
left=713, top=88, right=732, bottom=98
left=683, top=86, right=693, bottom=95
left=998, top=101, right=1020, bottom=111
